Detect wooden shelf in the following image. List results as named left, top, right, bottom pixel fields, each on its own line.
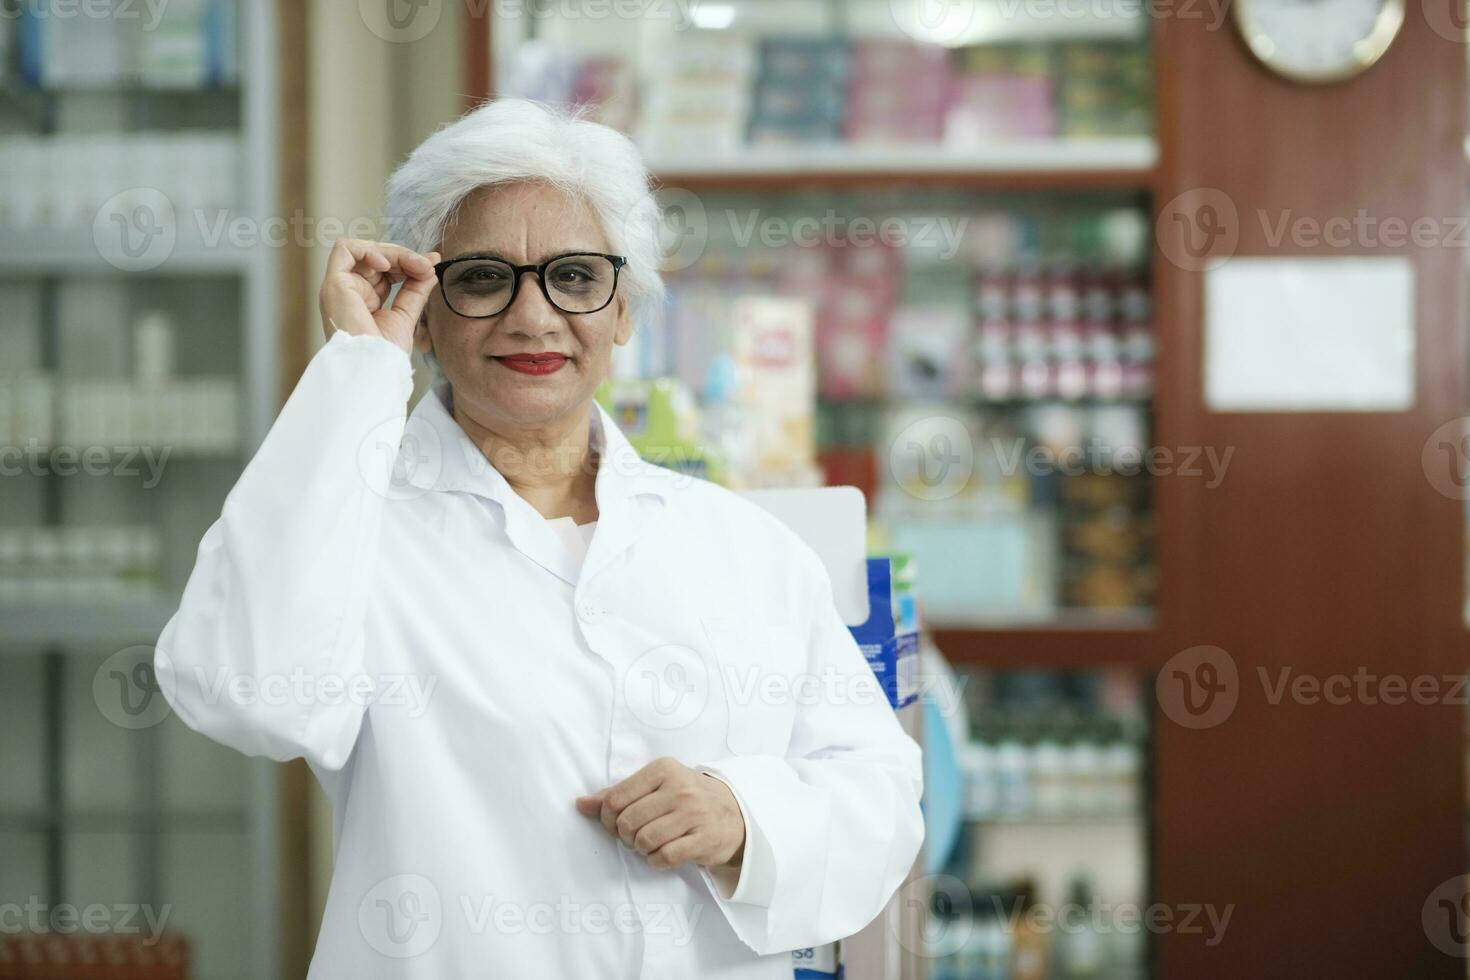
left=650, top=138, right=1158, bottom=192
left=934, top=623, right=1161, bottom=670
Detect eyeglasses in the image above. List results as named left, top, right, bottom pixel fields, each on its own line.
left=433, top=252, right=627, bottom=319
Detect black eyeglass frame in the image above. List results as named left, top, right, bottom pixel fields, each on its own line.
left=432, top=251, right=628, bottom=318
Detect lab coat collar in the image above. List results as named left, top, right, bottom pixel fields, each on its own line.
left=404, top=382, right=676, bottom=505
left=402, top=383, right=677, bottom=590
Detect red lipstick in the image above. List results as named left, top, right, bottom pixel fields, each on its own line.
left=495, top=353, right=568, bottom=375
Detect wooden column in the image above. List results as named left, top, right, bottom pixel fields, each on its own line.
left=1152, top=5, right=1467, bottom=976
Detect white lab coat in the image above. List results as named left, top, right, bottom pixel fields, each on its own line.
left=155, top=332, right=925, bottom=978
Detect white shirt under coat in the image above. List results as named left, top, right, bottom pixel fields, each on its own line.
left=155, top=332, right=925, bottom=978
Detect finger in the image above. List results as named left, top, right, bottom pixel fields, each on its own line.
left=574, top=793, right=603, bottom=818
left=389, top=253, right=439, bottom=325
left=647, top=832, right=703, bottom=870
left=329, top=239, right=434, bottom=280
left=326, top=238, right=388, bottom=276
left=632, top=810, right=696, bottom=857
left=602, top=758, right=677, bottom=813
left=615, top=790, right=678, bottom=848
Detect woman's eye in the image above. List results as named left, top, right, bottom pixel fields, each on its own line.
left=457, top=266, right=509, bottom=287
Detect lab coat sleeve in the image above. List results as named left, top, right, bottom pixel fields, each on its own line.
left=154, top=331, right=413, bottom=772
left=695, top=770, right=777, bottom=907
left=697, top=542, right=925, bottom=955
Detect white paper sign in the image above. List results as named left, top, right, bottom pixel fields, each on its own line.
left=1204, top=257, right=1416, bottom=411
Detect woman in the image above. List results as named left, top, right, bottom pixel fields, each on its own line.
left=156, top=99, right=923, bottom=978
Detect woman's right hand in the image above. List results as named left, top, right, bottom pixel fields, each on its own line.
left=319, top=238, right=441, bottom=355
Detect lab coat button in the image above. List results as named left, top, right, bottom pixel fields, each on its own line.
left=577, top=600, right=601, bottom=623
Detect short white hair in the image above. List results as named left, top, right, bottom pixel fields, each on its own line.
left=384, top=98, right=666, bottom=329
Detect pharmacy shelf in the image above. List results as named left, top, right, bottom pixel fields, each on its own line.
left=0, top=227, right=264, bottom=274
left=964, top=813, right=1143, bottom=827
left=936, top=621, right=1159, bottom=670
left=649, top=138, right=1158, bottom=190
left=0, top=599, right=178, bottom=647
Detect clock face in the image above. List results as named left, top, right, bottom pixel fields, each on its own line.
left=1234, top=0, right=1406, bottom=83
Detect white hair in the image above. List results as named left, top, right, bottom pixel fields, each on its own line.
left=384, top=98, right=666, bottom=330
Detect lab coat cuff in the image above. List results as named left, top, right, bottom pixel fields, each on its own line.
left=321, top=329, right=414, bottom=384
left=697, top=767, right=776, bottom=908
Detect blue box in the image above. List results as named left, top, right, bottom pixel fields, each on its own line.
left=848, top=558, right=919, bottom=710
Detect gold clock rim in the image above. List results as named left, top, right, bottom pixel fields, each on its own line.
left=1232, top=0, right=1407, bottom=84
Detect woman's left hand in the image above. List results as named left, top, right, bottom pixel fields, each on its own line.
left=576, top=758, right=745, bottom=874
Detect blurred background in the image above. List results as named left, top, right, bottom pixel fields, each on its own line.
left=0, top=1, right=1466, bottom=978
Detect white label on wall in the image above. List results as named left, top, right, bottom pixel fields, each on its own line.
left=1204, top=256, right=1416, bottom=411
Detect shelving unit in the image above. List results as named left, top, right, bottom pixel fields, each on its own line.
left=0, top=3, right=281, bottom=978
left=472, top=4, right=1159, bottom=979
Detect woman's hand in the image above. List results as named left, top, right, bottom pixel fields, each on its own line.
left=319, top=238, right=441, bottom=355
left=576, top=757, right=746, bottom=875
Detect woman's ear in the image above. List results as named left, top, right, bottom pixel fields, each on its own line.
left=611, top=296, right=634, bottom=347
left=413, top=314, right=434, bottom=355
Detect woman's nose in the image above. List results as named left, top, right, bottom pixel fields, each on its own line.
left=500, top=271, right=565, bottom=337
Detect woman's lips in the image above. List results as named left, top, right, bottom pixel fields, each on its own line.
left=493, top=353, right=568, bottom=376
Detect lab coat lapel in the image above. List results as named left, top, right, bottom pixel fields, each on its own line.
left=580, top=401, right=669, bottom=586
left=406, top=387, right=583, bottom=588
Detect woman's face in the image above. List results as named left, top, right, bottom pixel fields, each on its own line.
left=416, top=181, right=633, bottom=431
